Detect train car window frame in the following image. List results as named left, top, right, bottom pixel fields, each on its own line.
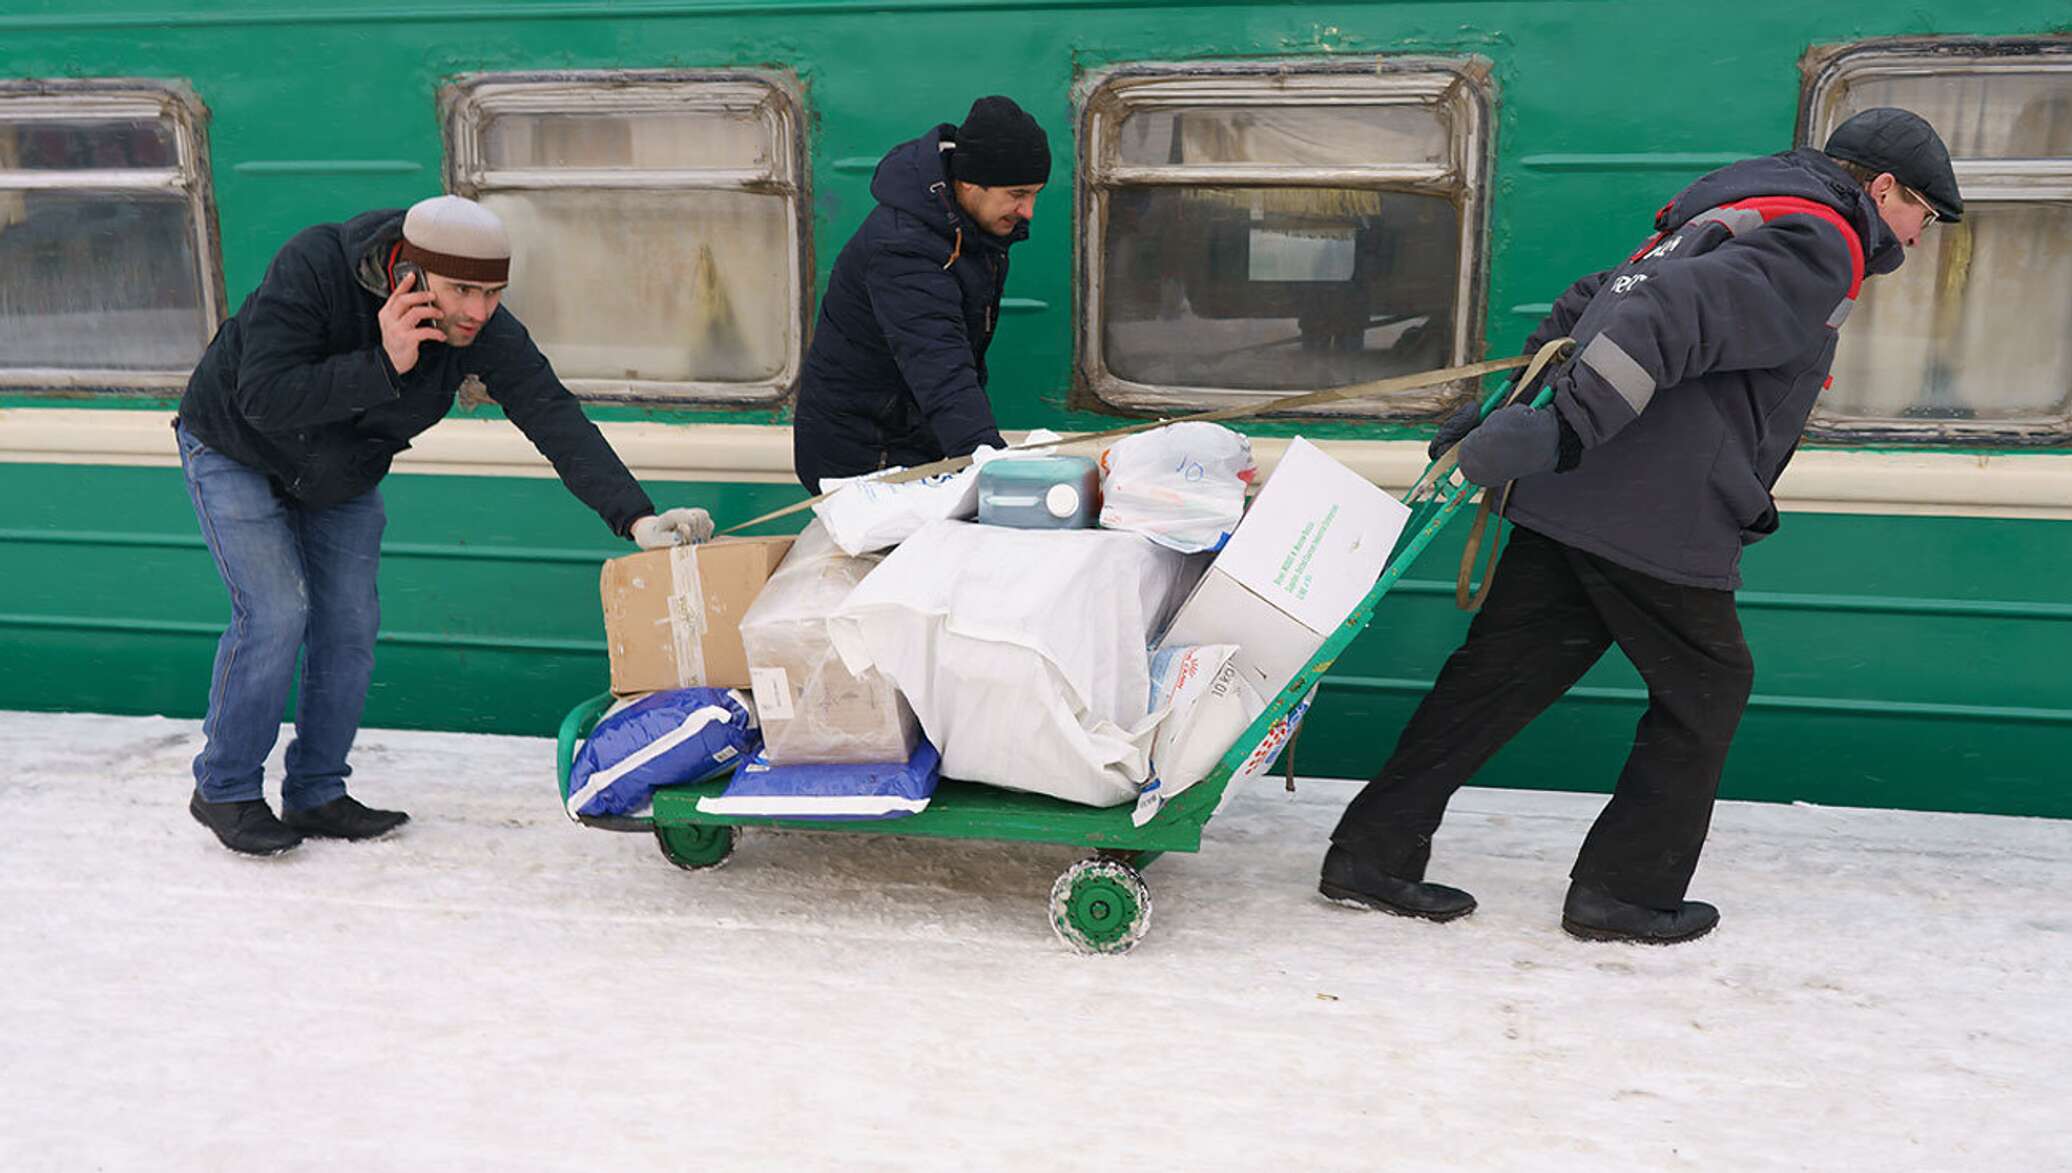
left=1800, top=39, right=2072, bottom=446
left=441, top=70, right=810, bottom=405
left=0, top=78, right=223, bottom=395
left=1074, top=59, right=1494, bottom=418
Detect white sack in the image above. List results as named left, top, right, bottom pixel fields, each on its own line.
left=827, top=521, right=1196, bottom=807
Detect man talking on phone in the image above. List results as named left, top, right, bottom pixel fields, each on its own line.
left=173, top=195, right=712, bottom=856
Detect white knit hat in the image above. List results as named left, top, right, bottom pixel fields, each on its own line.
left=398, top=195, right=510, bottom=283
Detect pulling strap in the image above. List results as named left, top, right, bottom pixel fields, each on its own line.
left=1453, top=338, right=1578, bottom=611
left=720, top=353, right=1541, bottom=537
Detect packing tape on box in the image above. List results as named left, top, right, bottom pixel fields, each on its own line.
left=665, top=544, right=707, bottom=687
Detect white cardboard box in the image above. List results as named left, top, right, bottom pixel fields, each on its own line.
left=1160, top=569, right=1321, bottom=701
left=1157, top=438, right=1410, bottom=700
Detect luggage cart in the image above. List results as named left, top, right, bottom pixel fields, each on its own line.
left=553, top=361, right=1561, bottom=955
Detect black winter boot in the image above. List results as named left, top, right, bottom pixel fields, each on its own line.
left=1561, top=883, right=1719, bottom=944
left=189, top=791, right=303, bottom=857
left=1319, top=843, right=1476, bottom=922
left=282, top=795, right=409, bottom=841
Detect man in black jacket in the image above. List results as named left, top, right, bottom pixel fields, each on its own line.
left=176, top=195, right=712, bottom=856
left=1322, top=108, right=1961, bottom=943
left=791, top=96, right=1049, bottom=492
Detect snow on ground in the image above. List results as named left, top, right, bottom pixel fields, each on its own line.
left=3, top=710, right=2067, bottom=1172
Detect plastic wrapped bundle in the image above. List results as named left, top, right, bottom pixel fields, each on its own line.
left=741, top=520, right=920, bottom=765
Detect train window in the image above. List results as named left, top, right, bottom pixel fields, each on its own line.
left=1804, top=42, right=2072, bottom=443
left=442, top=72, right=808, bottom=404
left=0, top=80, right=220, bottom=393
left=1077, top=62, right=1492, bottom=416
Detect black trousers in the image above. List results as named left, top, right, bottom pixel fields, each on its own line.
left=1331, top=525, right=1755, bottom=909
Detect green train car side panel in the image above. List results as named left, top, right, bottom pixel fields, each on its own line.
left=4, top=2, right=2065, bottom=437
left=3, top=2, right=2067, bottom=816
left=3, top=463, right=2065, bottom=818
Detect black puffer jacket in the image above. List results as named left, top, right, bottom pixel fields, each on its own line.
left=1508, top=149, right=1905, bottom=589
left=791, top=124, right=1020, bottom=492
left=177, top=209, right=653, bottom=534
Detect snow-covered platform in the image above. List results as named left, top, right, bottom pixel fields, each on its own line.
left=5, top=711, right=2066, bottom=1170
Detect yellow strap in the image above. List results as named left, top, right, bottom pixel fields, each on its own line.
left=1453, top=338, right=1576, bottom=610
left=1455, top=483, right=1517, bottom=611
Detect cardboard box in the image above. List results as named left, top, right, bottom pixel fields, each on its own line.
left=1157, top=438, right=1410, bottom=700
left=600, top=536, right=794, bottom=695
left=1160, top=569, right=1324, bottom=701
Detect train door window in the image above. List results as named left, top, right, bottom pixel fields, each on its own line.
left=0, top=80, right=220, bottom=393
left=443, top=72, right=808, bottom=403
left=1077, top=62, right=1492, bottom=416
left=1804, top=42, right=2072, bottom=442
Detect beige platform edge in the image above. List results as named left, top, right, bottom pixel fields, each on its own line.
left=4, top=407, right=2070, bottom=521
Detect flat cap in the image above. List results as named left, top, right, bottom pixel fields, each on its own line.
left=1825, top=107, right=1963, bottom=224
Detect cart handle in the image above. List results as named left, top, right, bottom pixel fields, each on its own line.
left=1403, top=337, right=1573, bottom=504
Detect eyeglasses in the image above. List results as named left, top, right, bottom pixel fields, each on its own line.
left=1896, top=182, right=1939, bottom=226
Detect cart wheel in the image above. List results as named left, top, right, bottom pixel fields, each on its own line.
left=1049, top=857, right=1152, bottom=956
left=654, top=824, right=735, bottom=871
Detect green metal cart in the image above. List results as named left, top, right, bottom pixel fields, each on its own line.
left=553, top=358, right=1562, bottom=955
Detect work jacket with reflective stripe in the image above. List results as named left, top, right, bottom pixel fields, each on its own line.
left=1505, top=148, right=1904, bottom=590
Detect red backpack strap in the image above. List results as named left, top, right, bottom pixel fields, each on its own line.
left=1694, top=196, right=1867, bottom=327
left=1626, top=199, right=1683, bottom=261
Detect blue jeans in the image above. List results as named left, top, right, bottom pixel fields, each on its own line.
left=177, top=423, right=386, bottom=812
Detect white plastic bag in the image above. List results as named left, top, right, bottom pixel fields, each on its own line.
left=813, top=430, right=1063, bottom=556
left=1099, top=422, right=1257, bottom=554
left=740, top=520, right=918, bottom=765
left=813, top=468, right=979, bottom=557
left=827, top=520, right=1196, bottom=807
left=1131, top=645, right=1267, bottom=827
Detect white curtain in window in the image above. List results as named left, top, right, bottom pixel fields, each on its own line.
left=1821, top=65, right=2072, bottom=426
left=1827, top=204, right=2072, bottom=421
left=485, top=189, right=791, bottom=385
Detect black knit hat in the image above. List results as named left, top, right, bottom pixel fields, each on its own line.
left=950, top=96, right=1051, bottom=188
left=1824, top=107, right=1964, bottom=224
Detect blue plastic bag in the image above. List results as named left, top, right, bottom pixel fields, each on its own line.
left=696, top=739, right=941, bottom=821
left=566, top=689, right=758, bottom=818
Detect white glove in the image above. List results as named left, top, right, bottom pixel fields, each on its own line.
left=630, top=507, right=715, bottom=549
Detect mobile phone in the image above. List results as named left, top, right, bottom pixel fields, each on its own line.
left=390, top=260, right=442, bottom=327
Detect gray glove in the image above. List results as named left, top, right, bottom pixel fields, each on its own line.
left=1455, top=404, right=1563, bottom=486
left=1429, top=398, right=1487, bottom=460
left=630, top=507, right=715, bottom=549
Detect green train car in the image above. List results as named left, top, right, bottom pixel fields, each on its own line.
left=2, top=3, right=2066, bottom=817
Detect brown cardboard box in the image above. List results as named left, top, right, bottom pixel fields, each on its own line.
left=599, top=536, right=794, bottom=695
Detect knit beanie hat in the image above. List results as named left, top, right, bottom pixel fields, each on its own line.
left=950, top=96, right=1051, bottom=188
left=396, top=195, right=511, bottom=283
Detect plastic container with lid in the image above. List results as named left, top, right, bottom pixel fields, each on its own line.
left=976, top=456, right=1101, bottom=530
